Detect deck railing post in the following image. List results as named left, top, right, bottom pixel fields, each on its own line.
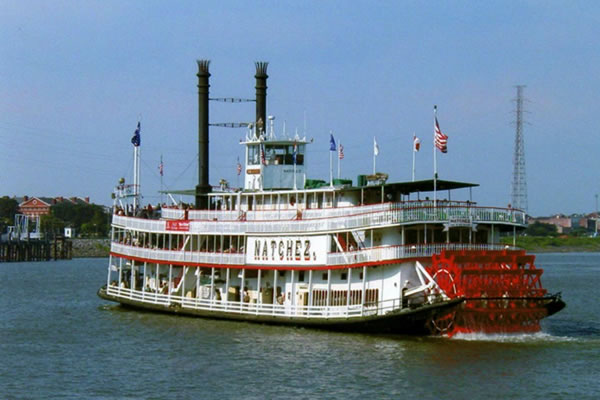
left=273, top=269, right=278, bottom=315
left=308, top=270, right=313, bottom=316
left=346, top=267, right=352, bottom=317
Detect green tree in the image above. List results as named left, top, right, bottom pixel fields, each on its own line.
left=0, top=197, right=18, bottom=233
left=50, top=201, right=109, bottom=237
left=40, top=214, right=65, bottom=238
left=525, top=221, right=558, bottom=236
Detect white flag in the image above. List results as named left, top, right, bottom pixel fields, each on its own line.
left=374, top=137, right=379, bottom=156
left=413, top=135, right=421, bottom=152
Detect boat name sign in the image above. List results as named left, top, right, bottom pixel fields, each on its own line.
left=246, top=235, right=328, bottom=265
left=166, top=220, right=190, bottom=231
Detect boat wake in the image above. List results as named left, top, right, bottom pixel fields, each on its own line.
left=448, top=331, right=578, bottom=343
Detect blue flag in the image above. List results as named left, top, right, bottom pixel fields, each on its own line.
left=131, top=121, right=141, bottom=147
left=329, top=134, right=336, bottom=151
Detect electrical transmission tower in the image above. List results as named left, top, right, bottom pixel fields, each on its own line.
left=511, top=85, right=528, bottom=213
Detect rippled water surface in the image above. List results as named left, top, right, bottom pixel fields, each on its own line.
left=1, top=254, right=599, bottom=399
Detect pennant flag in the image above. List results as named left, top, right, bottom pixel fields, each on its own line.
left=434, top=116, right=448, bottom=153
left=260, top=143, right=266, bottom=165
left=338, top=143, right=344, bottom=160
left=329, top=133, right=336, bottom=151
left=413, top=135, right=421, bottom=152
left=236, top=157, right=242, bottom=176
left=131, top=121, right=141, bottom=147
left=374, top=137, right=379, bottom=156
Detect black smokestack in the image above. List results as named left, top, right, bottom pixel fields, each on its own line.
left=255, top=62, right=268, bottom=133
left=196, top=59, right=211, bottom=209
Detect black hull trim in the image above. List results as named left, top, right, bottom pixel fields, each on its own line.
left=98, top=287, right=463, bottom=335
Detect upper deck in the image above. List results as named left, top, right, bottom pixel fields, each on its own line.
left=114, top=199, right=525, bottom=235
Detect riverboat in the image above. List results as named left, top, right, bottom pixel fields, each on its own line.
left=98, top=61, right=565, bottom=336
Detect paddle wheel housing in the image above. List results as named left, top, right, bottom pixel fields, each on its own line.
left=426, top=249, right=554, bottom=336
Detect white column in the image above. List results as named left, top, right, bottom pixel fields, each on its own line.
left=195, top=267, right=200, bottom=301
left=128, top=258, right=136, bottom=289
left=308, top=269, right=313, bottom=315
left=210, top=267, right=215, bottom=308
left=346, top=268, right=352, bottom=315
left=106, top=254, right=113, bottom=289
left=182, top=266, right=187, bottom=304
left=290, top=269, right=295, bottom=312
left=240, top=268, right=245, bottom=311
left=155, top=263, right=159, bottom=295
left=361, top=266, right=367, bottom=315
left=326, top=269, right=331, bottom=310
left=257, top=269, right=262, bottom=308
left=399, top=270, right=403, bottom=309
left=273, top=269, right=278, bottom=314
left=142, top=262, right=147, bottom=298
left=225, top=268, right=230, bottom=308
left=118, top=257, right=123, bottom=294
left=168, top=264, right=173, bottom=303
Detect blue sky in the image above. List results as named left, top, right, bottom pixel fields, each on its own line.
left=1, top=0, right=599, bottom=216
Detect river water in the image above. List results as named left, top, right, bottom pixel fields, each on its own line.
left=1, top=253, right=599, bottom=399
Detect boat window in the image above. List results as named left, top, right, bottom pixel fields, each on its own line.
left=262, top=145, right=305, bottom=166
left=248, top=145, right=260, bottom=165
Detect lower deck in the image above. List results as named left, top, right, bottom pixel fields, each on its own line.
left=105, top=255, right=446, bottom=320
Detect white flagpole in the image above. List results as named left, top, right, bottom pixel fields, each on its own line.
left=293, top=145, right=297, bottom=190
left=337, top=143, right=341, bottom=179
left=373, top=137, right=377, bottom=175
left=412, top=133, right=416, bottom=182
left=433, top=106, right=438, bottom=206
left=133, top=146, right=137, bottom=211
left=330, top=132, right=334, bottom=187
left=160, top=154, right=163, bottom=205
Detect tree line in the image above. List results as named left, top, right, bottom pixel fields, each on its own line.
left=0, top=196, right=110, bottom=238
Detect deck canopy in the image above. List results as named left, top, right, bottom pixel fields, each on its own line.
left=377, top=179, right=479, bottom=195
left=160, top=179, right=478, bottom=197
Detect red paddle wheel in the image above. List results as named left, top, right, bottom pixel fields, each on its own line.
left=425, top=249, right=556, bottom=336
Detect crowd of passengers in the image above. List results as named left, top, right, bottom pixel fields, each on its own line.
left=114, top=202, right=197, bottom=219
left=117, top=231, right=243, bottom=254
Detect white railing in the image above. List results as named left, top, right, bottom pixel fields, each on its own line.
left=112, top=215, right=166, bottom=231
left=105, top=285, right=426, bottom=319
left=111, top=242, right=245, bottom=265
left=111, top=241, right=514, bottom=267
left=161, top=208, right=298, bottom=222
left=325, top=243, right=513, bottom=265
left=113, top=203, right=526, bottom=235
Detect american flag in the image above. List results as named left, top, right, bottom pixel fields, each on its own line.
left=236, top=157, right=242, bottom=175
left=434, top=117, right=448, bottom=153
left=158, top=161, right=164, bottom=176
left=338, top=143, right=344, bottom=160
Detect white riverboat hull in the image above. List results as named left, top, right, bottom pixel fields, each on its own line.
left=98, top=285, right=464, bottom=335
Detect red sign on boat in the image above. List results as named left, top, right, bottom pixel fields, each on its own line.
left=166, top=220, right=190, bottom=231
